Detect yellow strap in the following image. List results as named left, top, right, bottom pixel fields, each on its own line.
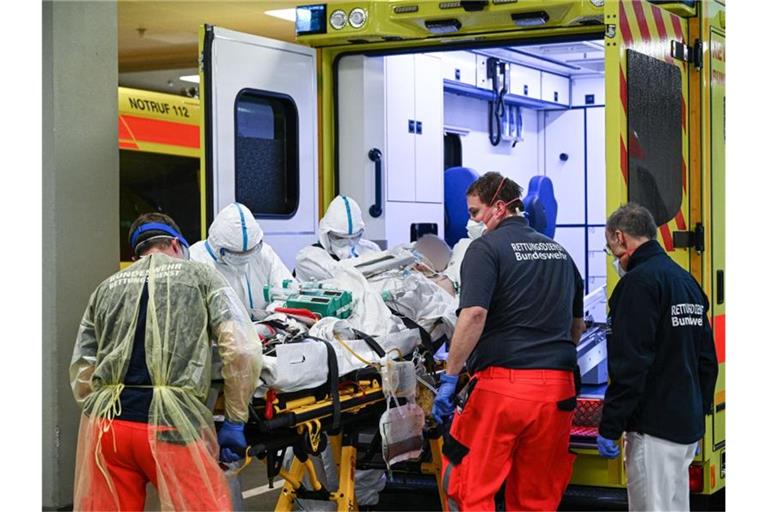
left=93, top=383, right=126, bottom=498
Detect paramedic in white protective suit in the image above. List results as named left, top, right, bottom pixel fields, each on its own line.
left=190, top=202, right=293, bottom=320
left=294, top=195, right=387, bottom=507
left=295, top=195, right=382, bottom=281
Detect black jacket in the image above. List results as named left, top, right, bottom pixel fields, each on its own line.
left=599, top=240, right=719, bottom=444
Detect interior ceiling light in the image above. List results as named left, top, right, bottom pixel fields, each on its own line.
left=179, top=75, right=200, bottom=84
left=330, top=9, right=348, bottom=30
left=349, top=8, right=368, bottom=28
left=264, top=8, right=297, bottom=22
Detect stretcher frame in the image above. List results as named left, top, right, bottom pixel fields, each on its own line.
left=236, top=375, right=448, bottom=511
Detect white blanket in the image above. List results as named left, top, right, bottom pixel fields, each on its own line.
left=366, top=268, right=458, bottom=341
left=256, top=319, right=420, bottom=395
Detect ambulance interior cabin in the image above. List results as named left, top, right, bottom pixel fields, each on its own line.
left=336, top=37, right=610, bottom=435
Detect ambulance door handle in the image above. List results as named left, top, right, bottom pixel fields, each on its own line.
left=368, top=148, right=383, bottom=218
left=716, top=270, right=724, bottom=305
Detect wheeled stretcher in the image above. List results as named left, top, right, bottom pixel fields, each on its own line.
left=211, top=310, right=450, bottom=511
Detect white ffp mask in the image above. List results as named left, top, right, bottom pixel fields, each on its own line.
left=466, top=219, right=487, bottom=240
left=612, top=257, right=627, bottom=278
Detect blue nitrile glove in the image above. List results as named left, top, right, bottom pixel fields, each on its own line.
left=432, top=374, right=460, bottom=424
left=596, top=435, right=620, bottom=459
left=218, top=420, right=246, bottom=462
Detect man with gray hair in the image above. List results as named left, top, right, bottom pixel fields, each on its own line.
left=598, top=203, right=718, bottom=511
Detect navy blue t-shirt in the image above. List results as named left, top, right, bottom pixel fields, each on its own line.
left=115, top=281, right=153, bottom=423
left=459, top=216, right=583, bottom=373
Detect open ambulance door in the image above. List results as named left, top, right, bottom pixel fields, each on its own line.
left=200, top=26, right=318, bottom=269
left=605, top=0, right=694, bottom=288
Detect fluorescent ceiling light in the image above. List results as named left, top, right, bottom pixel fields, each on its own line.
left=265, top=8, right=297, bottom=22
left=179, top=75, right=199, bottom=84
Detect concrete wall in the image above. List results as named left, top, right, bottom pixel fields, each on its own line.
left=42, top=1, right=118, bottom=508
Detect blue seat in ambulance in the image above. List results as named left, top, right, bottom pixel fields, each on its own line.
left=444, top=166, right=479, bottom=247
left=523, top=175, right=558, bottom=238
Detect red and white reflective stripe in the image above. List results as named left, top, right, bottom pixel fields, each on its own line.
left=714, top=314, right=725, bottom=363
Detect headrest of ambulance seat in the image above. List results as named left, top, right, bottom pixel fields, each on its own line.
left=523, top=175, right=558, bottom=238
left=444, top=166, right=480, bottom=247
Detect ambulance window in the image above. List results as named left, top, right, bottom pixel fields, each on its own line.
left=626, top=50, right=682, bottom=226
left=234, top=90, right=299, bottom=218
left=119, top=150, right=201, bottom=262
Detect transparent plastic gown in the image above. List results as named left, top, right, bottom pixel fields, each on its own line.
left=70, top=253, right=262, bottom=510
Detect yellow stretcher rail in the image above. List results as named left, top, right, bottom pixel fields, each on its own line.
left=233, top=376, right=448, bottom=511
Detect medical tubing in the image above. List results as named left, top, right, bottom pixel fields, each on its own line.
left=487, top=58, right=506, bottom=147
left=488, top=93, right=502, bottom=146
left=416, top=374, right=438, bottom=395
left=334, top=334, right=375, bottom=367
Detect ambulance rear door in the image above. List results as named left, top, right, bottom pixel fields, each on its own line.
left=604, top=0, right=694, bottom=287
left=200, top=25, right=318, bottom=269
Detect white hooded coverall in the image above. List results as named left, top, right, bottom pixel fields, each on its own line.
left=190, top=202, right=293, bottom=320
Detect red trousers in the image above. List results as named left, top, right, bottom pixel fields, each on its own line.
left=442, top=368, right=577, bottom=511
left=79, top=419, right=232, bottom=511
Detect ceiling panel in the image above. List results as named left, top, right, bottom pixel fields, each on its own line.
left=118, top=0, right=346, bottom=71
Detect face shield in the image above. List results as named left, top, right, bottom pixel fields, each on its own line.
left=327, top=230, right=363, bottom=259
left=413, top=235, right=452, bottom=272
left=131, top=222, right=191, bottom=260
left=220, top=240, right=263, bottom=268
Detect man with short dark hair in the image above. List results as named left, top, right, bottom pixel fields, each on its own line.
left=598, top=203, right=719, bottom=511
left=70, top=212, right=262, bottom=511
left=433, top=172, right=585, bottom=510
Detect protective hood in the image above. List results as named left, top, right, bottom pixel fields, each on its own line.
left=318, top=196, right=366, bottom=253
left=207, top=203, right=264, bottom=258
